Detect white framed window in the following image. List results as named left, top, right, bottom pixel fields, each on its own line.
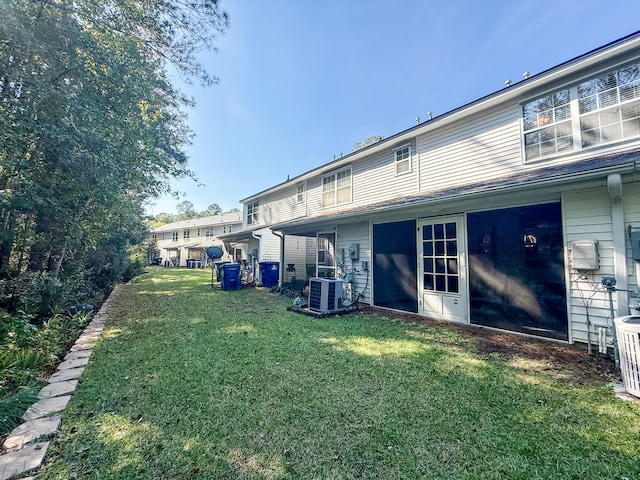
left=183, top=230, right=190, bottom=240
left=247, top=201, right=259, bottom=225
left=151, top=233, right=157, bottom=241
left=204, top=228, right=213, bottom=238
left=223, top=225, right=227, bottom=234
left=394, top=145, right=411, bottom=175
left=229, top=224, right=233, bottom=233
left=171, top=232, right=178, bottom=242
left=522, top=61, right=640, bottom=161
left=523, top=89, right=573, bottom=161
left=578, top=63, right=640, bottom=148
left=196, top=229, right=201, bottom=237
left=297, top=183, right=305, bottom=203
left=322, top=167, right=351, bottom=208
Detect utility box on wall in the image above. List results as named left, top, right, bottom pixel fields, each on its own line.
left=569, top=240, right=599, bottom=270
left=348, top=244, right=359, bottom=260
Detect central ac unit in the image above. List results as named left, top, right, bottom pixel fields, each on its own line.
left=309, top=277, right=343, bottom=312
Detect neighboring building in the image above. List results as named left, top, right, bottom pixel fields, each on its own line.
left=225, top=30, right=640, bottom=350
left=150, top=212, right=242, bottom=267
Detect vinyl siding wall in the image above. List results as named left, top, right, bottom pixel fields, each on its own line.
left=336, top=221, right=371, bottom=304
left=624, top=184, right=640, bottom=297
left=563, top=188, right=616, bottom=344
left=417, top=104, right=523, bottom=193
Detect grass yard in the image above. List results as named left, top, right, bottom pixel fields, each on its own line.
left=38, top=268, right=640, bottom=479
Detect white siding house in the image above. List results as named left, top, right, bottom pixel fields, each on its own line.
left=150, top=212, right=242, bottom=267
left=229, top=31, right=640, bottom=349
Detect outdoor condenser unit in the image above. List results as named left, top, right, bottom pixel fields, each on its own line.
left=308, top=277, right=343, bottom=312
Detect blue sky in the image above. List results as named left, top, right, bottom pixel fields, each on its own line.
left=147, top=0, right=640, bottom=215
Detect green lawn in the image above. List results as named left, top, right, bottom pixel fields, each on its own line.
left=39, top=268, right=640, bottom=479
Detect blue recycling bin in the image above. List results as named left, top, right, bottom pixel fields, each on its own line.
left=221, top=262, right=241, bottom=291
left=214, top=261, right=230, bottom=281
left=259, top=261, right=280, bottom=287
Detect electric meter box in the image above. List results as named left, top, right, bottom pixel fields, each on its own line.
left=348, top=244, right=359, bottom=260
left=569, top=240, right=599, bottom=270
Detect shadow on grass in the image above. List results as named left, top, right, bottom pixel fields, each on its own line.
left=38, top=269, right=640, bottom=480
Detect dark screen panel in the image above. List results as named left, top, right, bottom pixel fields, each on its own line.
left=467, top=203, right=568, bottom=340
left=372, top=220, right=418, bottom=313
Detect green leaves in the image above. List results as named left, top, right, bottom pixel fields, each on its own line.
left=0, top=0, right=228, bottom=309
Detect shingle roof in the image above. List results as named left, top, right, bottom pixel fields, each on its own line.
left=271, top=150, right=639, bottom=233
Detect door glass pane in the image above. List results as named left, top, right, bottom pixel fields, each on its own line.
left=435, top=241, right=445, bottom=256
left=434, top=224, right=444, bottom=239
left=424, top=275, right=434, bottom=290
left=423, top=225, right=433, bottom=240
left=448, top=276, right=459, bottom=293
left=424, top=258, right=433, bottom=273
left=435, top=275, right=446, bottom=292
left=445, top=222, right=456, bottom=238
left=435, top=258, right=445, bottom=273
left=447, top=258, right=458, bottom=274
left=446, top=240, right=457, bottom=256
left=423, top=242, right=433, bottom=256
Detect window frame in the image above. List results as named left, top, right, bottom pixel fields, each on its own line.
left=394, top=145, right=412, bottom=175
left=183, top=230, right=190, bottom=240
left=521, top=60, right=640, bottom=162
left=247, top=201, right=259, bottom=225
left=296, top=183, right=306, bottom=203
left=322, top=166, right=352, bottom=208
left=171, top=231, right=178, bottom=242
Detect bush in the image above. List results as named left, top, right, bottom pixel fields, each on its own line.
left=0, top=309, right=92, bottom=438
left=6, top=271, right=91, bottom=318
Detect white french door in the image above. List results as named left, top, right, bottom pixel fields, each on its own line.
left=418, top=216, right=468, bottom=323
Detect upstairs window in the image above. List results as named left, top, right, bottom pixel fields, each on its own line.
left=247, top=201, right=259, bottom=225
left=322, top=167, right=351, bottom=208
left=204, top=228, right=214, bottom=238
left=183, top=230, right=190, bottom=240
left=151, top=233, right=157, bottom=241
left=578, top=63, right=640, bottom=148
left=172, top=232, right=178, bottom=242
left=394, top=145, right=411, bottom=174
left=297, top=183, right=305, bottom=203
left=522, top=61, right=640, bottom=161
left=523, top=89, right=573, bottom=161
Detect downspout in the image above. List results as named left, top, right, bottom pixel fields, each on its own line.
left=251, top=230, right=262, bottom=284
left=608, top=173, right=626, bottom=367
left=608, top=173, right=628, bottom=315
left=273, top=230, right=284, bottom=286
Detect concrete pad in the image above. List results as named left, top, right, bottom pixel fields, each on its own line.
left=57, top=356, right=90, bottom=370
left=613, top=380, right=640, bottom=403
left=63, top=350, right=92, bottom=361
left=22, top=396, right=71, bottom=421
left=0, top=442, right=48, bottom=480
left=48, top=366, right=85, bottom=383
left=39, top=380, right=78, bottom=399
left=3, top=416, right=61, bottom=451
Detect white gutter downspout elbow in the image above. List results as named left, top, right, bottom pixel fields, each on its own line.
left=251, top=230, right=262, bottom=261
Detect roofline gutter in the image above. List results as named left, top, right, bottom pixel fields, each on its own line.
left=271, top=162, right=637, bottom=233
left=242, top=31, right=640, bottom=204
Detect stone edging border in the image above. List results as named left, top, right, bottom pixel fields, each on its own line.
left=0, top=284, right=123, bottom=480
